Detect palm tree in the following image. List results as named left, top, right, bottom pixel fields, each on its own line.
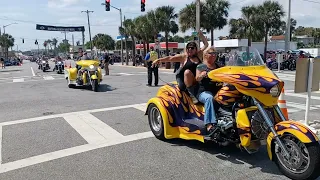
left=179, top=1, right=207, bottom=32
left=156, top=6, right=179, bottom=56
left=52, top=38, right=58, bottom=55
left=289, top=18, right=297, bottom=41
left=229, top=5, right=264, bottom=46
left=203, top=0, right=230, bottom=46
left=123, top=19, right=137, bottom=66
left=258, top=0, right=284, bottom=59
left=0, top=34, right=15, bottom=58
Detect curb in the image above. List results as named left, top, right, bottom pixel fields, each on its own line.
left=112, top=64, right=173, bottom=72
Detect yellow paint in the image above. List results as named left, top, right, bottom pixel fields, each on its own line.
left=266, top=121, right=319, bottom=160
left=91, top=74, right=98, bottom=80
left=76, top=60, right=100, bottom=67
left=82, top=72, right=87, bottom=84
left=207, top=65, right=284, bottom=106
left=146, top=98, right=204, bottom=143
left=67, top=68, right=78, bottom=80
left=236, top=108, right=254, bottom=147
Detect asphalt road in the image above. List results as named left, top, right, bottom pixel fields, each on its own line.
left=0, top=60, right=319, bottom=180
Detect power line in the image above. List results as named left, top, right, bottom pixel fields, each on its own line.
left=301, top=0, right=320, bottom=4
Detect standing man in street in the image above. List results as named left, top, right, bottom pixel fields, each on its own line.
left=104, top=53, right=110, bottom=76
left=145, top=46, right=159, bottom=86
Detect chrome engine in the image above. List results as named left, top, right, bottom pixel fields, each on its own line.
left=250, top=110, right=275, bottom=140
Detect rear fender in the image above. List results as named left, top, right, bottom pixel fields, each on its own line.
left=146, top=83, right=204, bottom=142
left=65, top=68, right=77, bottom=80
left=266, top=121, right=319, bottom=160
left=146, top=98, right=178, bottom=140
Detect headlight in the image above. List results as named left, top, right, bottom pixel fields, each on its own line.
left=89, top=65, right=94, bottom=69
left=270, top=85, right=280, bottom=97
left=42, top=61, right=46, bottom=63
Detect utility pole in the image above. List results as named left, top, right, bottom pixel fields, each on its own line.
left=284, top=0, right=291, bottom=52
left=72, top=34, right=75, bottom=57
left=101, top=2, right=124, bottom=65
left=81, top=10, right=94, bottom=51
left=196, top=0, right=201, bottom=46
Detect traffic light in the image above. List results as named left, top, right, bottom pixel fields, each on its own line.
left=141, top=0, right=145, bottom=12
left=22, top=39, right=24, bottom=43
left=35, top=40, right=38, bottom=45
left=105, top=0, right=110, bottom=11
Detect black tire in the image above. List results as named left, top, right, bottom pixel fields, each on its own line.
left=274, top=135, right=320, bottom=180
left=92, top=79, right=98, bottom=92
left=147, top=103, right=165, bottom=140
left=67, top=79, right=75, bottom=88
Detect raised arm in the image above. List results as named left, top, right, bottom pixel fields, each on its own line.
left=153, top=54, right=186, bottom=66
left=198, top=30, right=209, bottom=52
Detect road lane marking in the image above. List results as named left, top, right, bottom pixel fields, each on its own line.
left=118, top=73, right=134, bottom=76
left=0, top=131, right=154, bottom=173
left=12, top=78, right=24, bottom=83
left=43, top=76, right=54, bottom=80
left=75, top=112, right=124, bottom=142
left=0, top=103, right=147, bottom=126
left=63, top=114, right=107, bottom=145
left=30, top=67, right=35, bottom=76
left=133, top=103, right=147, bottom=112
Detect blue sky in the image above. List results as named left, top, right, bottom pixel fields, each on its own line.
left=0, top=0, right=319, bottom=51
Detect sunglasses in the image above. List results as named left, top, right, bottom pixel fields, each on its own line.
left=207, top=52, right=218, bottom=55
left=187, top=47, right=196, bottom=50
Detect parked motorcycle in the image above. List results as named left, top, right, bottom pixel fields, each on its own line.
left=146, top=47, right=320, bottom=180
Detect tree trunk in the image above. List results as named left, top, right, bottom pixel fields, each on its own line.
left=263, top=28, right=268, bottom=63
left=131, top=35, right=136, bottom=66
left=125, top=37, right=129, bottom=65
left=248, top=27, right=252, bottom=47
left=211, top=28, right=214, bottom=46
left=165, top=31, right=171, bottom=69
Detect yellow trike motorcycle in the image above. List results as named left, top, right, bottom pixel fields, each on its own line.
left=65, top=60, right=102, bottom=92
left=145, top=47, right=320, bottom=180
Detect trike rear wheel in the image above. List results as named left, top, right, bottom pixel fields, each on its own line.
left=148, top=103, right=165, bottom=140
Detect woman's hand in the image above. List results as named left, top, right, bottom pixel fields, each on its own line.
left=152, top=59, right=160, bottom=67
left=198, top=71, right=207, bottom=81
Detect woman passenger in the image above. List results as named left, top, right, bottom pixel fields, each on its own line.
left=152, top=30, right=209, bottom=100
left=195, top=47, right=222, bottom=136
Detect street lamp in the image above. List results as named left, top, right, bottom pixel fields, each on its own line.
left=3, top=22, right=18, bottom=35
left=101, top=2, right=124, bottom=65
left=1, top=22, right=17, bottom=58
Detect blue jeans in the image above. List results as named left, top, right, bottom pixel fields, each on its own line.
left=198, top=91, right=217, bottom=125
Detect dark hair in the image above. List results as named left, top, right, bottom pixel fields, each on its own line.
left=186, top=42, right=197, bottom=49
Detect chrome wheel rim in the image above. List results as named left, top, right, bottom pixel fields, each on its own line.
left=276, top=135, right=310, bottom=174
left=150, top=106, right=162, bottom=132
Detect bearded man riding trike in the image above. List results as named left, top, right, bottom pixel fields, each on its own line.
left=65, top=59, right=102, bottom=92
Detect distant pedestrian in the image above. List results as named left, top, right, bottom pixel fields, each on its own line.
left=145, top=46, right=159, bottom=86
left=1, top=57, right=4, bottom=69
left=104, top=53, right=110, bottom=76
